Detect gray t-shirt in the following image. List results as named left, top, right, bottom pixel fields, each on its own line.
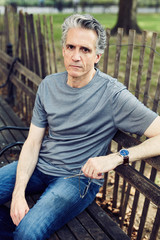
left=31, top=69, right=157, bottom=185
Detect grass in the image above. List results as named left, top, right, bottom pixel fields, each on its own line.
left=46, top=13, right=160, bottom=42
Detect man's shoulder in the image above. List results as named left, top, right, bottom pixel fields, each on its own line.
left=43, top=71, right=67, bottom=83
left=96, top=69, right=126, bottom=92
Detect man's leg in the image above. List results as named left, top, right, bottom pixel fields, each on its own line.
left=0, top=161, right=47, bottom=240
left=0, top=161, right=19, bottom=240
left=0, top=161, right=17, bottom=204
left=14, top=177, right=100, bottom=240
left=0, top=205, right=15, bottom=240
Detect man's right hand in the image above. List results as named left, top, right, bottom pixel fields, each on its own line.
left=10, top=194, right=30, bottom=226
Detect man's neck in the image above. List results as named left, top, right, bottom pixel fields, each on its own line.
left=67, top=69, right=96, bottom=88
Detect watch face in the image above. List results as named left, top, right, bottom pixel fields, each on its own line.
left=120, top=149, right=129, bottom=157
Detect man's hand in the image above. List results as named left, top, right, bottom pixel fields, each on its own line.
left=82, top=153, right=122, bottom=179
left=10, top=195, right=29, bottom=226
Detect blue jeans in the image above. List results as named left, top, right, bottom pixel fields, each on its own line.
left=0, top=161, right=100, bottom=240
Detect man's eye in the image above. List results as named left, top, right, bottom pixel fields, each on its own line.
left=82, top=47, right=89, bottom=53
left=67, top=45, right=74, bottom=50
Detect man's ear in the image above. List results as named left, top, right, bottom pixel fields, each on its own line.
left=95, top=54, right=102, bottom=64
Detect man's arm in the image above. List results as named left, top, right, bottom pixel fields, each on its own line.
left=82, top=116, right=160, bottom=179
left=10, top=123, right=45, bottom=226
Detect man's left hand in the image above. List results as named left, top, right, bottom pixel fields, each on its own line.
left=82, top=153, right=122, bottom=179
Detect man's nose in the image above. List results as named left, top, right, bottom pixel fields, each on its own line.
left=72, top=49, right=81, bottom=61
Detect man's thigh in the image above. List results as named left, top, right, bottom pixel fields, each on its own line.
left=0, top=161, right=17, bottom=204
left=0, top=161, right=46, bottom=204
left=14, top=177, right=100, bottom=240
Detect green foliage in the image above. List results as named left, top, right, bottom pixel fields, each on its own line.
left=2, top=0, right=160, bottom=7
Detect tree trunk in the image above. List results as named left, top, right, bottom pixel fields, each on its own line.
left=111, top=0, right=142, bottom=35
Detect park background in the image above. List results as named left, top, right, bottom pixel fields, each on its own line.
left=0, top=1, right=160, bottom=240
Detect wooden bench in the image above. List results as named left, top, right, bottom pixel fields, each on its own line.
left=0, top=49, right=160, bottom=239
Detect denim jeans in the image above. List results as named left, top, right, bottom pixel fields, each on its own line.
left=0, top=161, right=100, bottom=240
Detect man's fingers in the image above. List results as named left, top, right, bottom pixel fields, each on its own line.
left=10, top=205, right=30, bottom=226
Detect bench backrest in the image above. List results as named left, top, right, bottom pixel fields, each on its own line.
left=0, top=50, right=41, bottom=124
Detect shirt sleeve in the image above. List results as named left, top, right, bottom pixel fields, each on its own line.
left=31, top=81, right=48, bottom=128
left=112, top=88, right=158, bottom=136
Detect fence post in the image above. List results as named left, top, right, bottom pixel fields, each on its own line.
left=6, top=43, right=15, bottom=105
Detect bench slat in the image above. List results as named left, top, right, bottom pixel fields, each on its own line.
left=56, top=225, right=77, bottom=240
left=87, top=202, right=130, bottom=240
left=67, top=216, right=94, bottom=240
left=115, top=165, right=160, bottom=207
left=77, top=210, right=110, bottom=240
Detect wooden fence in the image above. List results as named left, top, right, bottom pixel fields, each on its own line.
left=0, top=5, right=160, bottom=240
left=0, top=5, right=57, bottom=78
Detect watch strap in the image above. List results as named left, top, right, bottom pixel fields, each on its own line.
left=123, top=156, right=129, bottom=165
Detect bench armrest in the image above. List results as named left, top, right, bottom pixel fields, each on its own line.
left=0, top=126, right=29, bottom=131
left=0, top=141, right=24, bottom=157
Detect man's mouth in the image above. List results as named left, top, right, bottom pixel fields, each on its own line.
left=70, top=65, right=82, bottom=68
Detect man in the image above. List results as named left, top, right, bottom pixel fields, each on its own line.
left=0, top=14, right=160, bottom=240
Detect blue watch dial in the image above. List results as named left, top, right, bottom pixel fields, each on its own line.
left=119, top=149, right=129, bottom=157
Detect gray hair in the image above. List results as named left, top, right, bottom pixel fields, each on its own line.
left=61, top=14, right=106, bottom=54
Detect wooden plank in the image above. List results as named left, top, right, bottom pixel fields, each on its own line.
left=124, top=29, right=135, bottom=89
left=4, top=6, right=10, bottom=44
left=10, top=74, right=36, bottom=100
left=115, top=165, right=160, bottom=207
left=43, top=15, right=50, bottom=75
left=149, top=208, right=160, bottom=240
left=119, top=178, right=126, bottom=217
left=137, top=198, right=150, bottom=239
left=136, top=167, right=157, bottom=239
left=0, top=50, right=42, bottom=87
left=135, top=31, right=147, bottom=99
left=143, top=32, right=157, bottom=106
left=29, top=14, right=40, bottom=76
left=19, top=11, right=28, bottom=67
left=102, top=172, right=108, bottom=200
left=120, top=183, right=131, bottom=228
left=127, top=161, right=146, bottom=237
left=152, top=74, right=160, bottom=113
left=0, top=49, right=13, bottom=64
left=112, top=172, right=119, bottom=209
left=56, top=225, right=77, bottom=240
left=113, top=28, right=123, bottom=79
left=14, top=62, right=42, bottom=86
left=77, top=210, right=110, bottom=240
left=50, top=15, right=57, bottom=73
left=87, top=202, right=130, bottom=240
left=67, top=217, right=94, bottom=240
left=36, top=15, right=46, bottom=78
left=0, top=97, right=27, bottom=141
left=103, top=28, right=111, bottom=74
left=48, top=233, right=60, bottom=240
left=25, top=13, right=34, bottom=72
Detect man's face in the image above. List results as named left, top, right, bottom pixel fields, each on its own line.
left=63, top=27, right=101, bottom=81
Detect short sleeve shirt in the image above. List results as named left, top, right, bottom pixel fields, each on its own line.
left=31, top=69, right=158, bottom=185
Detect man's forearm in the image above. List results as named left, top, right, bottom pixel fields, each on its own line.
left=82, top=134, right=160, bottom=179
left=13, top=139, right=40, bottom=197
left=127, top=134, right=160, bottom=163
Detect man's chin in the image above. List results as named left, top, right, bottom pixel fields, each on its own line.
left=68, top=70, right=83, bottom=78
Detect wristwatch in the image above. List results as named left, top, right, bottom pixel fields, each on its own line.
left=119, top=149, right=129, bottom=165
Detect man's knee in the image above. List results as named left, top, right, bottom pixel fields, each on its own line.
left=14, top=224, right=39, bottom=240
left=13, top=219, right=51, bottom=240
